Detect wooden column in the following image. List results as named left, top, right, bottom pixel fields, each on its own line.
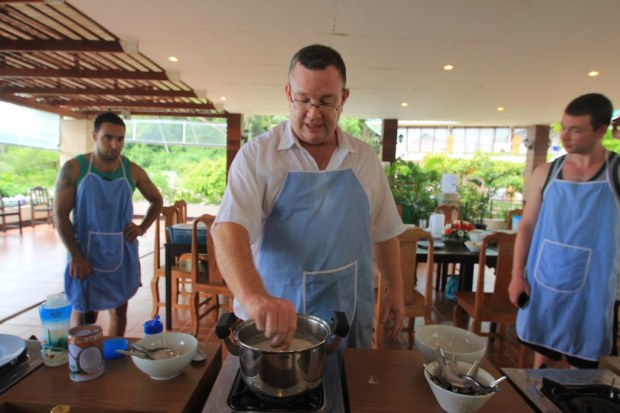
left=382, top=119, right=398, bottom=163
left=523, top=124, right=550, bottom=201
left=226, top=113, right=242, bottom=176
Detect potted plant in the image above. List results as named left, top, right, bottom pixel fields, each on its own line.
left=385, top=159, right=440, bottom=225
left=458, top=179, right=491, bottom=229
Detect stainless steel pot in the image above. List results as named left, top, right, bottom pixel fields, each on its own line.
left=215, top=312, right=349, bottom=399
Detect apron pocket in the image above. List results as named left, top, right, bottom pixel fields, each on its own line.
left=534, top=239, right=591, bottom=293
left=303, top=261, right=357, bottom=325
left=87, top=231, right=124, bottom=272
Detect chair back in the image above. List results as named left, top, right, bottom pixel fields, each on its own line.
left=435, top=204, right=460, bottom=223
left=475, top=231, right=516, bottom=312
left=506, top=208, right=523, bottom=230
left=29, top=187, right=51, bottom=207
left=191, top=214, right=226, bottom=287
left=173, top=200, right=188, bottom=223
left=153, top=206, right=179, bottom=274
left=398, top=228, right=434, bottom=311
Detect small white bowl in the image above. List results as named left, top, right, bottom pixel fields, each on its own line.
left=131, top=332, right=198, bottom=380
left=424, top=360, right=497, bottom=413
left=464, top=241, right=481, bottom=252
left=415, top=325, right=487, bottom=364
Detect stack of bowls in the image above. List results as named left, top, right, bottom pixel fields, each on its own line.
left=415, top=325, right=487, bottom=364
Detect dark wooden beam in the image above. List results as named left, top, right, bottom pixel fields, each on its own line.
left=0, top=39, right=125, bottom=53
left=1, top=86, right=197, bottom=98
left=57, top=100, right=215, bottom=110
left=0, top=94, right=86, bottom=118
left=0, top=67, right=169, bottom=80
left=80, top=110, right=229, bottom=119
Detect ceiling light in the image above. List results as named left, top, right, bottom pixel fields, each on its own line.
left=400, top=102, right=408, bottom=107
left=220, top=96, right=227, bottom=101
left=168, top=56, right=178, bottom=63
left=497, top=106, right=505, bottom=112
left=587, top=70, right=600, bottom=77
left=443, top=64, right=455, bottom=71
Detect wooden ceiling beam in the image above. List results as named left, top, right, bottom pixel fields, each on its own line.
left=0, top=67, right=169, bottom=80
left=1, top=86, right=197, bottom=97
left=0, top=39, right=125, bottom=53
left=0, top=93, right=85, bottom=118
left=58, top=100, right=215, bottom=110
left=80, top=110, right=229, bottom=119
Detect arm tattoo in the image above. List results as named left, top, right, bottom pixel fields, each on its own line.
left=56, top=162, right=75, bottom=192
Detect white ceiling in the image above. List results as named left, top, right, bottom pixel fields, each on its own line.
left=71, top=0, right=619, bottom=126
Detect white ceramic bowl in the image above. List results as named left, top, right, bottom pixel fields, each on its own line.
left=131, top=332, right=198, bottom=380
left=424, top=360, right=497, bottom=413
left=464, top=241, right=481, bottom=252
left=415, top=325, right=487, bottom=364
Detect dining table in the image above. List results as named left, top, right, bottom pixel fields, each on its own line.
left=417, top=241, right=497, bottom=291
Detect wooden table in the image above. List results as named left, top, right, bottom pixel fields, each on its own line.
left=417, top=243, right=497, bottom=291
left=343, top=348, right=533, bottom=413
left=0, top=341, right=222, bottom=413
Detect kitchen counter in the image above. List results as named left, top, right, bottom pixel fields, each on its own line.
left=599, top=356, right=620, bottom=376
left=0, top=341, right=221, bottom=413
left=343, top=348, right=533, bottom=412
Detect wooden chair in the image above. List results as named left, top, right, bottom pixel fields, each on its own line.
left=150, top=205, right=192, bottom=318
left=453, top=231, right=517, bottom=351
left=506, top=208, right=523, bottom=230
left=375, top=227, right=435, bottom=349
left=434, top=204, right=461, bottom=289
left=434, top=204, right=460, bottom=224
left=0, top=192, right=23, bottom=234
left=28, top=186, right=53, bottom=227
left=190, top=214, right=234, bottom=337
left=173, top=200, right=187, bottom=223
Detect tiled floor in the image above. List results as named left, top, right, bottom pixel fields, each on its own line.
left=0, top=221, right=532, bottom=370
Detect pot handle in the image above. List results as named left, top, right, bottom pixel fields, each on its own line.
left=215, top=312, right=240, bottom=356
left=331, top=311, right=349, bottom=338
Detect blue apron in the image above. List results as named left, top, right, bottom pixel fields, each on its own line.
left=517, top=155, right=619, bottom=360
left=257, top=168, right=374, bottom=348
left=65, top=155, right=140, bottom=312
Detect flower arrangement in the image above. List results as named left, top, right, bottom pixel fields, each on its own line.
left=442, top=219, right=474, bottom=243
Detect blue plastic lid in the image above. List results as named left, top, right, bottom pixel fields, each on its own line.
left=103, top=338, right=128, bottom=360
left=143, top=315, right=163, bottom=335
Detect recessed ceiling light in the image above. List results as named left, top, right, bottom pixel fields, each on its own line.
left=588, top=70, right=600, bottom=77
left=168, top=56, right=178, bottom=63
left=400, top=102, right=408, bottom=107
left=497, top=106, right=505, bottom=112
left=443, top=64, right=455, bottom=71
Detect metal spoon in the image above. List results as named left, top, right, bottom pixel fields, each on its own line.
left=115, top=348, right=153, bottom=360
left=132, top=343, right=177, bottom=359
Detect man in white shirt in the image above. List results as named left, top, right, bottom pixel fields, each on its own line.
left=213, top=44, right=405, bottom=349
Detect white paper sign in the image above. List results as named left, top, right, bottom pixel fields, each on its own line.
left=441, top=173, right=458, bottom=194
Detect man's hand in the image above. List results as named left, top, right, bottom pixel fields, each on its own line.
left=245, top=293, right=297, bottom=349
left=69, top=253, right=92, bottom=279
left=124, top=222, right=146, bottom=242
left=380, top=289, right=405, bottom=342
left=508, top=272, right=530, bottom=308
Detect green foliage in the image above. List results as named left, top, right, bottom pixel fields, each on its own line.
left=385, top=159, right=440, bottom=224
left=339, top=118, right=381, bottom=154
left=602, top=130, right=620, bottom=154
left=386, top=153, right=524, bottom=225
left=122, top=144, right=226, bottom=204
left=0, top=145, right=58, bottom=196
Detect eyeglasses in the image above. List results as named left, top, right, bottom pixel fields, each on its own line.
left=290, top=99, right=342, bottom=114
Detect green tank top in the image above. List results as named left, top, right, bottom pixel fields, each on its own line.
left=75, top=154, right=136, bottom=192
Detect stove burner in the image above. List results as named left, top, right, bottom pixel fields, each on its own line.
left=228, top=370, right=324, bottom=413
left=540, top=377, right=620, bottom=413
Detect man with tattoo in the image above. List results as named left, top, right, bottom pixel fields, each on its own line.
left=54, top=112, right=162, bottom=336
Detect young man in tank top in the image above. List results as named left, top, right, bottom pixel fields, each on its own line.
left=54, top=112, right=163, bottom=336
left=509, top=93, right=620, bottom=368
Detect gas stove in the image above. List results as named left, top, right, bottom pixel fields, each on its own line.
left=0, top=340, right=43, bottom=395
left=203, top=353, right=346, bottom=413
left=502, top=367, right=620, bottom=413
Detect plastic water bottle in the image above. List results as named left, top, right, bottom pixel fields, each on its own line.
left=39, top=293, right=72, bottom=367
left=143, top=314, right=163, bottom=335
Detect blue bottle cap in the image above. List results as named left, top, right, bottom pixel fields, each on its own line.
left=143, top=315, right=163, bottom=335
